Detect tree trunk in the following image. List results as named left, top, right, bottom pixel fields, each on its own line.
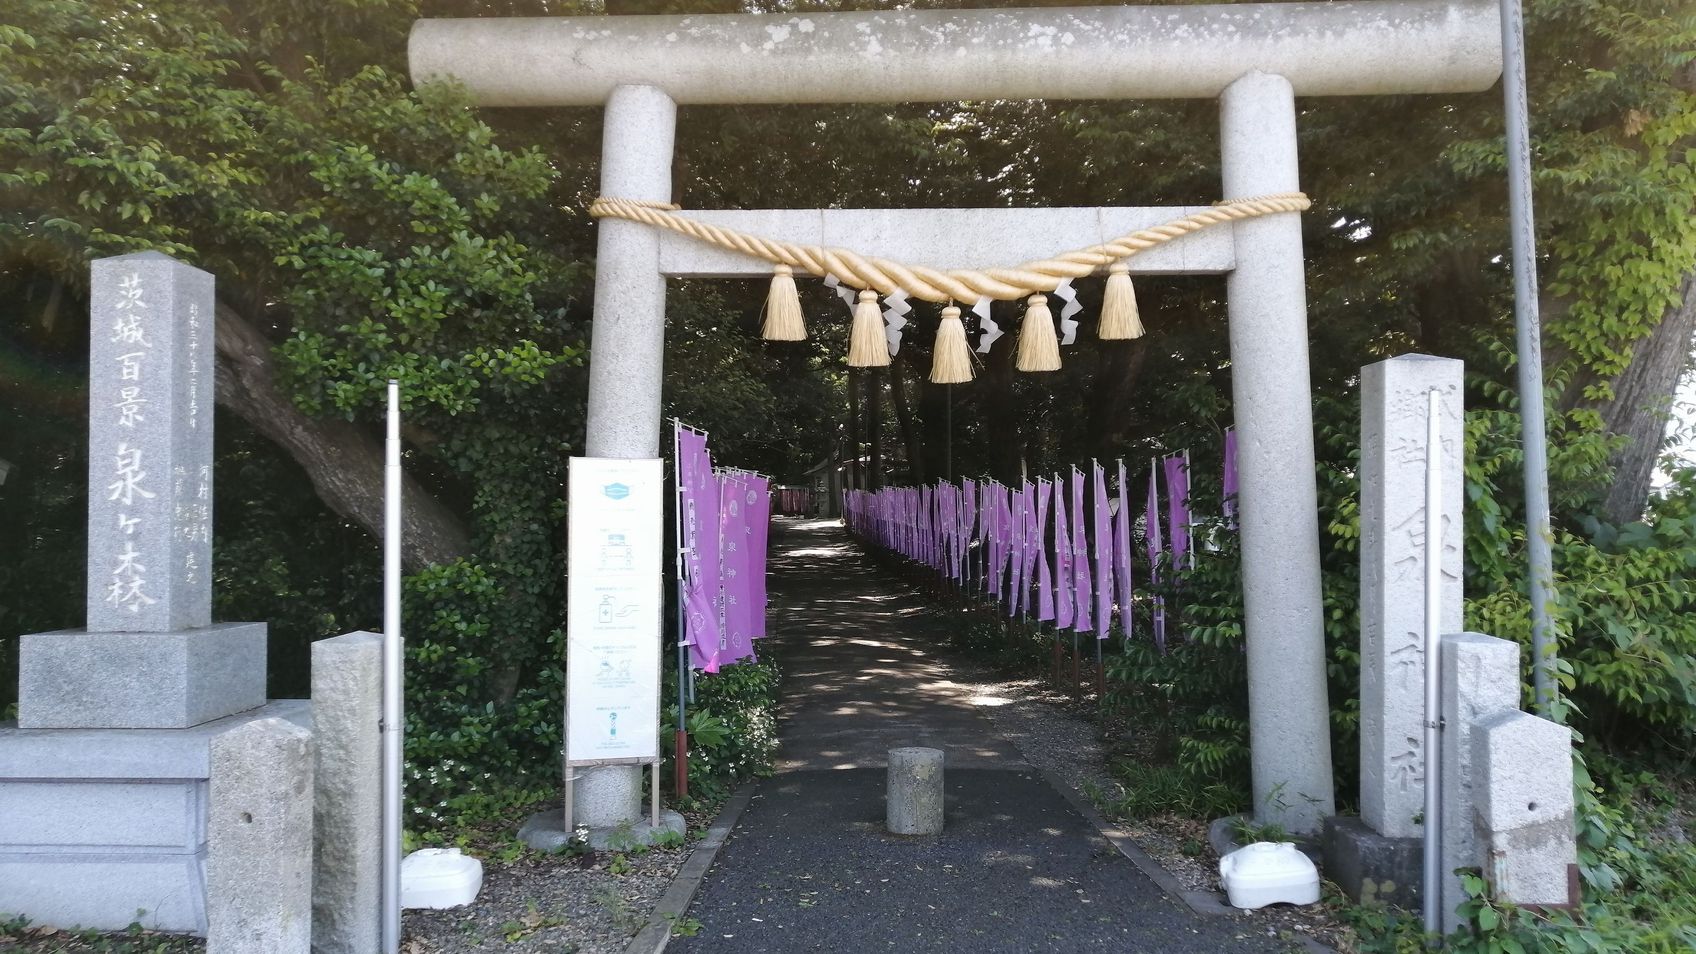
left=868, top=368, right=884, bottom=489
left=846, top=369, right=861, bottom=491
left=1085, top=339, right=1150, bottom=456
left=918, top=378, right=951, bottom=483
left=888, top=354, right=926, bottom=485
left=983, top=309, right=1025, bottom=484
left=1597, top=270, right=1696, bottom=524
left=213, top=303, right=471, bottom=570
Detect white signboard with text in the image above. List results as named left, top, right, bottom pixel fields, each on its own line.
left=566, top=457, right=663, bottom=764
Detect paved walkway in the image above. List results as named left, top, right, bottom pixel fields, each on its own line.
left=672, top=519, right=1294, bottom=953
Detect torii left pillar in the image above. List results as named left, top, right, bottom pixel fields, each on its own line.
left=575, top=84, right=676, bottom=831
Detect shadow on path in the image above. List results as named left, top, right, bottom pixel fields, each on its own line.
left=672, top=519, right=1293, bottom=953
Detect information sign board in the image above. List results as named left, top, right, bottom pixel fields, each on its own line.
left=566, top=457, right=663, bottom=764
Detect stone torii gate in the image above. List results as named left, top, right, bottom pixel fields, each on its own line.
left=410, top=1, right=1502, bottom=837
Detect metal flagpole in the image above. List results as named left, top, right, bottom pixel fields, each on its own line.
left=381, top=381, right=404, bottom=954
left=1498, top=0, right=1558, bottom=717
left=1421, top=389, right=1445, bottom=940
left=1069, top=468, right=1080, bottom=697
left=1093, top=459, right=1104, bottom=700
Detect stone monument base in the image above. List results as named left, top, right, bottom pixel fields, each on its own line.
left=1322, top=815, right=1423, bottom=909
left=518, top=806, right=686, bottom=852
left=0, top=699, right=308, bottom=934
left=18, top=623, right=268, bottom=729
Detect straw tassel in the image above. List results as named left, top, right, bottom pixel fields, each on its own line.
left=930, top=305, right=974, bottom=384
left=1015, top=294, right=1061, bottom=372
left=1098, top=262, right=1144, bottom=340
left=846, top=289, right=890, bottom=367
left=761, top=264, right=807, bottom=341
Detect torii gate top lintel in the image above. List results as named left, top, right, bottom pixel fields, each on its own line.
left=411, top=1, right=1503, bottom=108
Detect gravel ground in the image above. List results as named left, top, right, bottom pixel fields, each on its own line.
left=402, top=828, right=693, bottom=954
left=945, top=661, right=1359, bottom=952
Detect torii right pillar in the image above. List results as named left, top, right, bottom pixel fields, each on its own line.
left=1221, top=70, right=1336, bottom=834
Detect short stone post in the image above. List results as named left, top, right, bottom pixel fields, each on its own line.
left=886, top=747, right=944, bottom=836
left=311, top=632, right=383, bottom=954
left=1439, top=632, right=1520, bottom=932
left=1473, top=711, right=1576, bottom=908
left=207, top=717, right=315, bottom=954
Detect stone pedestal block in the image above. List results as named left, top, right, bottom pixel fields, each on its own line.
left=1439, top=632, right=1520, bottom=932
left=1473, top=711, right=1576, bottom=908
left=1359, top=354, right=1463, bottom=839
left=311, top=632, right=382, bottom=954
left=1322, top=815, right=1422, bottom=909
left=517, top=806, right=686, bottom=852
left=18, top=623, right=267, bottom=729
left=207, top=717, right=315, bottom=954
left=886, top=746, right=944, bottom=836
left=0, top=700, right=309, bottom=934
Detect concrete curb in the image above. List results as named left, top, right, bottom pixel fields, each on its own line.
left=1028, top=761, right=1335, bottom=954
left=623, top=783, right=758, bottom=954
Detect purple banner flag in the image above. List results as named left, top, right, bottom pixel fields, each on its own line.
left=1035, top=480, right=1054, bottom=621
left=1164, top=453, right=1193, bottom=570
left=1020, top=480, right=1039, bottom=617
left=1054, top=474, right=1074, bottom=630
left=1006, top=487, right=1025, bottom=618
left=677, top=429, right=722, bottom=670
left=990, top=482, right=1004, bottom=600
left=1071, top=468, right=1092, bottom=634
left=1223, top=427, right=1239, bottom=531
left=1146, top=459, right=1166, bottom=653
left=1113, top=459, right=1133, bottom=641
left=747, top=475, right=770, bottom=639
left=718, top=472, right=757, bottom=666
left=1092, top=461, right=1112, bottom=640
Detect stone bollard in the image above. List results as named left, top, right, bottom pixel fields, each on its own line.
left=207, top=716, right=315, bottom=954
left=886, top=747, right=944, bottom=835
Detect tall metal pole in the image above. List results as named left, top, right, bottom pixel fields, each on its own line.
left=1421, top=389, right=1445, bottom=940
left=1499, top=0, right=1558, bottom=715
left=382, top=381, right=404, bottom=954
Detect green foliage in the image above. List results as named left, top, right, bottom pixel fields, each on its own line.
left=661, top=656, right=783, bottom=807
left=938, top=607, right=1051, bottom=673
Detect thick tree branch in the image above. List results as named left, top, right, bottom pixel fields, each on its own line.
left=213, top=303, right=472, bottom=570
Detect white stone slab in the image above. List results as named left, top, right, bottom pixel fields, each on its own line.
left=0, top=701, right=310, bottom=935
left=0, top=699, right=310, bottom=780
left=657, top=207, right=1230, bottom=279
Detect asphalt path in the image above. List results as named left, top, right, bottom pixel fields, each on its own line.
left=671, top=519, right=1296, bottom=953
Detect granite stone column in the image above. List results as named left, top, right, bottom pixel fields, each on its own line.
left=576, top=84, right=676, bottom=830
left=1221, top=71, right=1336, bottom=834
